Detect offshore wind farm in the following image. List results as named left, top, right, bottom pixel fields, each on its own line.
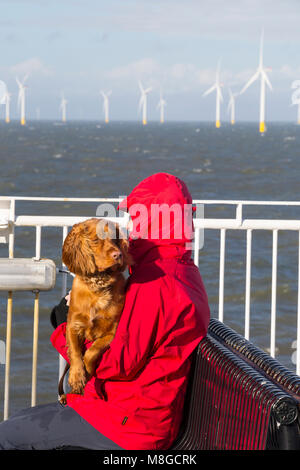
left=0, top=30, right=299, bottom=132
left=0, top=31, right=300, bottom=134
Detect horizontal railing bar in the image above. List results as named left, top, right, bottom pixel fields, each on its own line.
left=194, top=219, right=300, bottom=230
left=0, top=197, right=122, bottom=202
left=14, top=216, right=300, bottom=231
left=2, top=196, right=300, bottom=207
left=15, top=215, right=128, bottom=227
left=192, top=200, right=300, bottom=206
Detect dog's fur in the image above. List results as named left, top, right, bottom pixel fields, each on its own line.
left=59, top=218, right=131, bottom=403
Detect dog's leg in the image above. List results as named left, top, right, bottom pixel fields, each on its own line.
left=83, top=335, right=114, bottom=378
left=58, top=363, right=70, bottom=405
left=66, top=326, right=86, bottom=395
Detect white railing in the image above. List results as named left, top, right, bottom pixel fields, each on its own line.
left=0, top=196, right=300, bottom=420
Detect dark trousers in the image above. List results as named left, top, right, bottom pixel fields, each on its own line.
left=0, top=402, right=123, bottom=450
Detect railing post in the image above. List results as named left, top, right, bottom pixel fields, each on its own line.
left=59, top=226, right=69, bottom=390
left=245, top=229, right=252, bottom=340
left=31, top=225, right=42, bottom=407
left=219, top=229, right=226, bottom=322
left=3, top=291, right=13, bottom=420
left=297, top=230, right=300, bottom=375
left=270, top=229, right=278, bottom=358
left=194, top=227, right=200, bottom=267
left=31, top=291, right=40, bottom=407
left=236, top=203, right=243, bottom=226
left=3, top=199, right=15, bottom=420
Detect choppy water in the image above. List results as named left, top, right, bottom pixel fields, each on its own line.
left=1, top=120, right=300, bottom=418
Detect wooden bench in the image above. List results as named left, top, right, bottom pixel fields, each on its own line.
left=171, top=318, right=300, bottom=450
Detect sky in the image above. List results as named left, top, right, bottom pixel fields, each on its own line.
left=1, top=0, right=300, bottom=122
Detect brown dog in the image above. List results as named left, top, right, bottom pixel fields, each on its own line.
left=58, top=218, right=131, bottom=403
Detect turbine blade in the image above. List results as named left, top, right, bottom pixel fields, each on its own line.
left=203, top=84, right=216, bottom=97
left=262, top=70, right=273, bottom=91
left=240, top=70, right=260, bottom=94
left=17, top=90, right=22, bottom=108
left=218, top=85, right=223, bottom=102
left=259, top=29, right=264, bottom=69
left=216, top=59, right=222, bottom=83
left=138, top=81, right=144, bottom=93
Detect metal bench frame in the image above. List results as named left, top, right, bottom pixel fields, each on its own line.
left=172, top=319, right=300, bottom=450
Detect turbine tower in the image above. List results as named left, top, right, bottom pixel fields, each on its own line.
left=16, top=75, right=28, bottom=126
left=4, top=91, right=11, bottom=123
left=228, top=88, right=238, bottom=125
left=100, top=90, right=112, bottom=123
left=203, top=60, right=223, bottom=128
left=138, top=81, right=152, bottom=125
left=240, top=30, right=272, bottom=134
left=60, top=93, right=67, bottom=122
left=297, top=102, right=300, bottom=125
left=157, top=90, right=167, bottom=123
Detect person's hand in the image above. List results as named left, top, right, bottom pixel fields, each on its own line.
left=65, top=291, right=71, bottom=306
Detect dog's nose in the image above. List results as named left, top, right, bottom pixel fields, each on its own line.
left=111, top=251, right=122, bottom=261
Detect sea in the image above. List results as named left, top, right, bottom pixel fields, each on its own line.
left=0, top=120, right=300, bottom=418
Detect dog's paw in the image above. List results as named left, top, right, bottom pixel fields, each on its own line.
left=68, top=365, right=86, bottom=395
left=59, top=394, right=67, bottom=405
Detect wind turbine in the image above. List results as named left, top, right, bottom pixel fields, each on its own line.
left=16, top=75, right=28, bottom=126
left=100, top=90, right=112, bottom=123
left=157, top=89, right=167, bottom=123
left=228, top=88, right=238, bottom=125
left=203, top=61, right=223, bottom=128
left=60, top=93, right=67, bottom=122
left=138, top=81, right=152, bottom=125
left=240, top=30, right=272, bottom=134
left=0, top=81, right=10, bottom=123
left=290, top=80, right=300, bottom=124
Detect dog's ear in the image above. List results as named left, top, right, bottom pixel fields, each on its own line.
left=62, top=222, right=97, bottom=276
left=118, top=234, right=133, bottom=267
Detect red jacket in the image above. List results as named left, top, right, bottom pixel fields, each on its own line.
left=51, top=173, right=210, bottom=450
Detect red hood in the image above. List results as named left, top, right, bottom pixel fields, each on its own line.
left=118, top=173, right=194, bottom=265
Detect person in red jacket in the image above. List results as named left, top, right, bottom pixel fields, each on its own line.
left=0, top=172, right=210, bottom=450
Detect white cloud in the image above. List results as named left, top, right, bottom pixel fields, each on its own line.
left=105, top=58, right=160, bottom=82
left=10, top=57, right=53, bottom=78
left=279, top=64, right=300, bottom=79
